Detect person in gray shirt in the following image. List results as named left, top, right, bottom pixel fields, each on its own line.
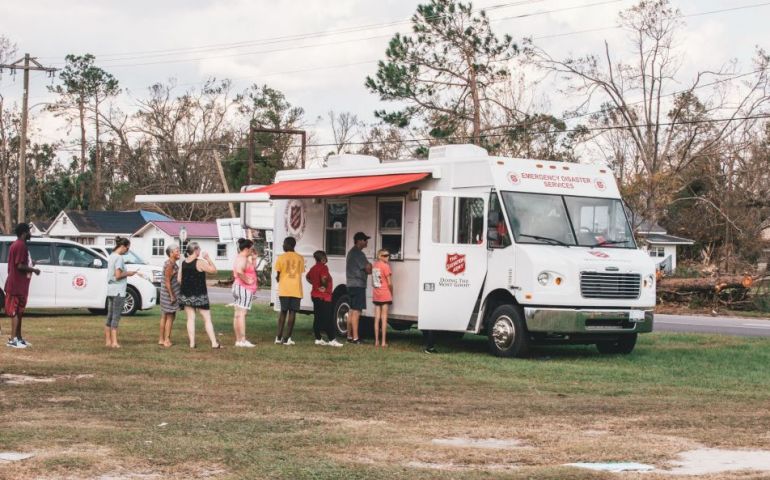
left=105, top=236, right=136, bottom=348
left=345, top=232, right=372, bottom=343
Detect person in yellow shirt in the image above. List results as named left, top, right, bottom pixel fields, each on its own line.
left=274, top=236, right=305, bottom=345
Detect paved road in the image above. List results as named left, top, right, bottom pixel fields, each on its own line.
left=654, top=313, right=770, bottom=337
left=208, top=287, right=770, bottom=337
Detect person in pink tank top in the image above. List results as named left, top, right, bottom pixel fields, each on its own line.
left=372, top=249, right=394, bottom=347
left=232, top=238, right=258, bottom=347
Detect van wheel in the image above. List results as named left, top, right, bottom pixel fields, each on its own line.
left=122, top=287, right=140, bottom=316
left=596, top=333, right=637, bottom=354
left=486, top=304, right=530, bottom=358
left=333, top=294, right=351, bottom=338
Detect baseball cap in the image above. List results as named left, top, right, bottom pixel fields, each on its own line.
left=353, top=232, right=370, bottom=241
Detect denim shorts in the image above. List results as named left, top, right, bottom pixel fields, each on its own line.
left=348, top=287, right=366, bottom=311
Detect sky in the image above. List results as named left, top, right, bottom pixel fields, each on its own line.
left=0, top=0, right=769, bottom=159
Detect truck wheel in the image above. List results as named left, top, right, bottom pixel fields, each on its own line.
left=596, top=333, right=637, bottom=354
left=333, top=294, right=351, bottom=338
left=122, top=287, right=140, bottom=316
left=388, top=320, right=413, bottom=331
left=486, top=304, right=530, bottom=358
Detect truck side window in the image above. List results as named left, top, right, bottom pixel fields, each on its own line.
left=488, top=193, right=511, bottom=248
left=378, top=198, right=404, bottom=260
left=325, top=201, right=348, bottom=256
left=457, top=197, right=484, bottom=245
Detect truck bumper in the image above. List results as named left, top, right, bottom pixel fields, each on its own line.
left=523, top=307, right=654, bottom=334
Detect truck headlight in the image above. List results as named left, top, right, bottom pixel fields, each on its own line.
left=537, top=272, right=550, bottom=286
left=643, top=274, right=654, bottom=288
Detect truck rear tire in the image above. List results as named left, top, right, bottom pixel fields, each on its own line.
left=332, top=294, right=351, bottom=338
left=596, top=333, right=637, bottom=354
left=486, top=304, right=530, bottom=358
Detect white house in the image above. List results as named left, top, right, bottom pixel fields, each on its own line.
left=131, top=220, right=236, bottom=270
left=45, top=210, right=170, bottom=247
left=637, top=220, right=694, bottom=274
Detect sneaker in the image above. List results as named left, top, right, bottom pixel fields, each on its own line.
left=6, top=337, right=27, bottom=349
left=346, top=337, right=354, bottom=343
left=424, top=346, right=438, bottom=354
left=327, top=339, right=344, bottom=348
left=314, top=339, right=328, bottom=346
left=282, top=338, right=295, bottom=346
left=274, top=337, right=282, bottom=345
left=18, top=338, right=31, bottom=347
left=351, top=338, right=363, bottom=345
left=235, top=340, right=244, bottom=347
left=241, top=340, right=256, bottom=348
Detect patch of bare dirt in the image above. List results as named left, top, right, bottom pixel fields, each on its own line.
left=0, top=373, right=94, bottom=385
left=666, top=448, right=770, bottom=476
left=431, top=437, right=525, bottom=449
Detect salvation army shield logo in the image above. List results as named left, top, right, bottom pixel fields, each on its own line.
left=508, top=172, right=521, bottom=185
left=588, top=251, right=610, bottom=259
left=284, top=199, right=306, bottom=240
left=446, top=253, right=466, bottom=275
left=594, top=177, right=607, bottom=191
left=72, top=274, right=88, bottom=289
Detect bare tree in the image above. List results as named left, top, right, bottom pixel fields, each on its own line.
left=526, top=0, right=770, bottom=223
left=328, top=111, right=362, bottom=155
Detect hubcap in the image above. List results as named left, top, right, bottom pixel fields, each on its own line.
left=122, top=293, right=135, bottom=315
left=492, top=315, right=515, bottom=350
left=336, top=302, right=350, bottom=335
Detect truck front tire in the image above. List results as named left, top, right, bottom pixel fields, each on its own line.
left=486, top=304, right=530, bottom=358
left=596, top=333, right=637, bottom=354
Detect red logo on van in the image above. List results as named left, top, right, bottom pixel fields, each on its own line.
left=446, top=253, right=466, bottom=275
left=72, top=274, right=88, bottom=289
left=508, top=172, right=521, bottom=185
left=588, top=251, right=610, bottom=258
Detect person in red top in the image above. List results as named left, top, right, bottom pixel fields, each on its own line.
left=5, top=223, right=40, bottom=349
left=306, top=250, right=343, bottom=347
left=372, top=249, right=394, bottom=347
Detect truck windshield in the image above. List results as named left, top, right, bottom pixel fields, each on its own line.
left=501, top=192, right=636, bottom=249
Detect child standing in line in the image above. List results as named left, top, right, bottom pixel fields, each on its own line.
left=274, top=237, right=304, bottom=345
left=306, top=251, right=343, bottom=347
left=372, top=249, right=393, bottom=347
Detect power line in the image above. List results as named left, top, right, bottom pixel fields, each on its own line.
left=41, top=0, right=549, bottom=64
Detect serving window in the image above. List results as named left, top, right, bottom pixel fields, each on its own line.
left=325, top=200, right=348, bottom=256
left=377, top=198, right=404, bottom=260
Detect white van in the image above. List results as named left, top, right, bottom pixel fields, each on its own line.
left=138, top=144, right=656, bottom=356
left=90, top=246, right=163, bottom=302
left=0, top=237, right=157, bottom=315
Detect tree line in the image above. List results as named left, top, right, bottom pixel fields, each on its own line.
left=1, top=0, right=768, bottom=271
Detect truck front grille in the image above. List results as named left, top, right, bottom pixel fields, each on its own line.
left=580, top=272, right=641, bottom=299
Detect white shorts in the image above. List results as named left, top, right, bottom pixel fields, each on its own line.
left=232, top=284, right=255, bottom=310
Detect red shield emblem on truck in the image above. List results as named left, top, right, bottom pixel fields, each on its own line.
left=290, top=204, right=302, bottom=230
left=446, top=253, right=466, bottom=275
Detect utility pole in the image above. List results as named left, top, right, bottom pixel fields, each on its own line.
left=0, top=54, right=57, bottom=223
left=250, top=126, right=307, bottom=169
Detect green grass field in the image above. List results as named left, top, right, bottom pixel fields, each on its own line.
left=1, top=305, right=770, bottom=479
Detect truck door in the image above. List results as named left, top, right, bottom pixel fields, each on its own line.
left=418, top=191, right=488, bottom=331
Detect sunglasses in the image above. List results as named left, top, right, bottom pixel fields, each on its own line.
left=380, top=254, right=390, bottom=257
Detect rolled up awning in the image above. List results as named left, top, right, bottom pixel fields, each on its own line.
left=246, top=172, right=429, bottom=199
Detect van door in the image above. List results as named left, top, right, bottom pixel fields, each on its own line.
left=27, top=243, right=57, bottom=308
left=53, top=243, right=107, bottom=308
left=418, top=191, right=488, bottom=331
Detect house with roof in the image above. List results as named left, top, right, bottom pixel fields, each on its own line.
left=30, top=220, right=52, bottom=237
left=131, top=220, right=235, bottom=270
left=636, top=220, right=694, bottom=274
left=45, top=210, right=172, bottom=248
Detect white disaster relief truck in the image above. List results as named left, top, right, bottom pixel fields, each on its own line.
left=136, top=144, right=656, bottom=357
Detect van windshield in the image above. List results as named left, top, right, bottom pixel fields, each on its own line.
left=501, top=192, right=636, bottom=249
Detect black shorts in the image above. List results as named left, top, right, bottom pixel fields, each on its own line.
left=279, top=296, right=301, bottom=312
left=348, top=287, right=366, bottom=311
left=373, top=301, right=392, bottom=306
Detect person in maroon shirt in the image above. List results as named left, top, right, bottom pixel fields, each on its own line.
left=305, top=250, right=343, bottom=347
left=5, top=223, right=40, bottom=349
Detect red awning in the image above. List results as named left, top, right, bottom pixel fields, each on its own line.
left=248, top=173, right=429, bottom=199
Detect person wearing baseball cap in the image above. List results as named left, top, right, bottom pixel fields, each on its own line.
left=345, top=232, right=372, bottom=343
